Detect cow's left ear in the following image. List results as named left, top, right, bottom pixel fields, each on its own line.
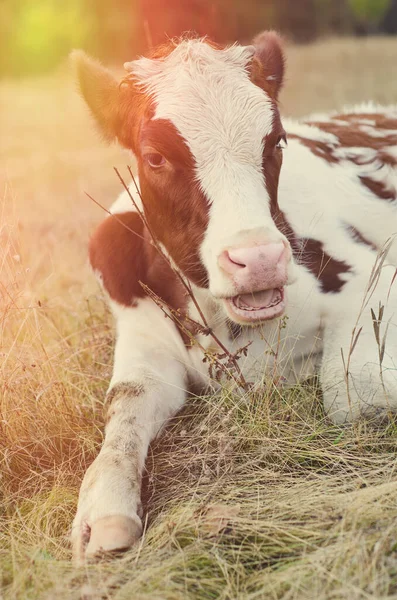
left=71, top=50, right=121, bottom=142
left=71, top=50, right=140, bottom=149
left=252, top=31, right=285, bottom=99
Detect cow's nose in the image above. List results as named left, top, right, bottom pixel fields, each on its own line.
left=219, top=243, right=285, bottom=274
left=218, top=242, right=287, bottom=289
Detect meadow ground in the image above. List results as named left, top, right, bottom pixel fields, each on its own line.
left=1, top=37, right=397, bottom=600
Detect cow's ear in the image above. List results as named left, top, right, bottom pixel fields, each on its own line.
left=252, top=31, right=285, bottom=99
left=71, top=50, right=123, bottom=142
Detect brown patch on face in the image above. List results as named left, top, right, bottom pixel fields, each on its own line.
left=137, top=119, right=210, bottom=288
left=249, top=33, right=286, bottom=215
left=271, top=209, right=352, bottom=293
left=262, top=142, right=283, bottom=220
left=250, top=33, right=286, bottom=211
left=89, top=210, right=188, bottom=313
left=262, top=134, right=285, bottom=219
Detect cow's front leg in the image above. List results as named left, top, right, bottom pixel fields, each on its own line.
left=71, top=302, right=189, bottom=562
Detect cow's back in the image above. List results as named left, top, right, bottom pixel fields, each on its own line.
left=280, top=105, right=397, bottom=272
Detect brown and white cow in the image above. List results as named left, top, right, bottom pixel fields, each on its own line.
left=71, top=33, right=397, bottom=561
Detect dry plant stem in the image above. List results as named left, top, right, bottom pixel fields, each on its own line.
left=140, top=282, right=251, bottom=386
left=113, top=166, right=249, bottom=390
left=341, top=238, right=394, bottom=413
left=271, top=317, right=284, bottom=385
left=371, top=303, right=391, bottom=407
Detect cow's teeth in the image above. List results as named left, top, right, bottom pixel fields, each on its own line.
left=233, top=288, right=283, bottom=311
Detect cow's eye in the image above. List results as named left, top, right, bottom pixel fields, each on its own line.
left=145, top=153, right=166, bottom=168
left=276, top=134, right=287, bottom=150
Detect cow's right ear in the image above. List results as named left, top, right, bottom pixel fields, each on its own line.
left=71, top=50, right=123, bottom=143
left=252, top=31, right=285, bottom=100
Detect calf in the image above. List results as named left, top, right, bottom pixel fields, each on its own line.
left=71, top=32, right=397, bottom=561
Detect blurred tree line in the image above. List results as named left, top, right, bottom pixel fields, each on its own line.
left=0, top=0, right=396, bottom=76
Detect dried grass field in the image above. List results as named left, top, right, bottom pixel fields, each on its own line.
left=2, top=37, right=397, bottom=600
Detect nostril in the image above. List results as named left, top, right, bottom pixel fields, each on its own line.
left=218, top=249, right=246, bottom=274
left=226, top=250, right=247, bottom=269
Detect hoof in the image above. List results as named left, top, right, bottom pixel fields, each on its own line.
left=85, top=515, right=142, bottom=560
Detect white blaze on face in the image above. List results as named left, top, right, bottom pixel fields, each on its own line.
left=129, top=40, right=285, bottom=296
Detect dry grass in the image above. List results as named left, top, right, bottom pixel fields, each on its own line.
left=1, top=36, right=397, bottom=600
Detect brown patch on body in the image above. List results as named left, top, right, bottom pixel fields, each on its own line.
left=309, top=119, right=397, bottom=161
left=298, top=237, right=351, bottom=293
left=291, top=111, right=397, bottom=203
left=359, top=175, right=396, bottom=202
left=287, top=134, right=339, bottom=164
left=89, top=211, right=187, bottom=309
left=271, top=209, right=352, bottom=293
left=308, top=112, right=397, bottom=164
left=333, top=112, right=397, bottom=131
left=345, top=225, right=377, bottom=251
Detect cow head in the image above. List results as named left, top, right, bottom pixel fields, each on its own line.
left=73, top=32, right=295, bottom=324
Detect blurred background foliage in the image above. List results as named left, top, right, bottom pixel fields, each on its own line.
left=0, top=0, right=396, bottom=76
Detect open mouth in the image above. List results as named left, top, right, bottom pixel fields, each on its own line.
left=223, top=288, right=285, bottom=323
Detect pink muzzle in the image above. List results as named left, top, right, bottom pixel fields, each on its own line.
left=218, top=242, right=289, bottom=323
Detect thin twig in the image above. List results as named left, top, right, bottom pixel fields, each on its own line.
left=85, top=192, right=149, bottom=246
